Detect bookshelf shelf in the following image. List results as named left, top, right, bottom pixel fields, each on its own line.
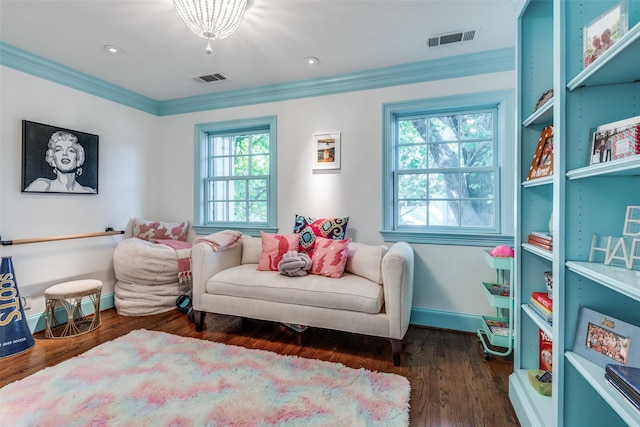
left=566, top=156, right=640, bottom=180
left=522, top=304, right=552, bottom=339
left=523, top=98, right=554, bottom=128
left=522, top=175, right=553, bottom=188
left=566, top=23, right=640, bottom=91
left=566, top=261, right=640, bottom=301
left=565, top=352, right=640, bottom=426
left=509, top=369, right=553, bottom=427
left=522, top=243, right=553, bottom=261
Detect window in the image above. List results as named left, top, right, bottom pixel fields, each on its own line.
left=382, top=91, right=514, bottom=246
left=193, top=116, right=277, bottom=235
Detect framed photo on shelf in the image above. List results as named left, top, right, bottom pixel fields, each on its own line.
left=583, top=2, right=628, bottom=68
left=527, top=125, right=553, bottom=180
left=590, top=116, right=640, bottom=165
left=573, top=306, right=640, bottom=369
left=589, top=128, right=612, bottom=165
left=312, top=132, right=341, bottom=171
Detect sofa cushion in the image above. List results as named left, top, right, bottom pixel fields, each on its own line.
left=206, top=265, right=383, bottom=314
left=257, top=232, right=300, bottom=271
left=241, top=235, right=262, bottom=264
left=310, top=237, right=351, bottom=278
left=345, top=242, right=388, bottom=285
left=292, top=214, right=349, bottom=256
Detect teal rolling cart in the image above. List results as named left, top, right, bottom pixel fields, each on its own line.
left=477, top=251, right=514, bottom=359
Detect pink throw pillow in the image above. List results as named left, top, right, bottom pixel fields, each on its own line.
left=257, top=232, right=300, bottom=271
left=310, top=237, right=351, bottom=278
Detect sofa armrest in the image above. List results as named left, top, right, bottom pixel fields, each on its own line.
left=191, top=241, right=242, bottom=310
left=381, top=241, right=415, bottom=339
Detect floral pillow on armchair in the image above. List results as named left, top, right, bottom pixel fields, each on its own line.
left=132, top=217, right=189, bottom=241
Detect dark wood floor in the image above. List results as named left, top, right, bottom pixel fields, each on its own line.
left=1, top=308, right=520, bottom=426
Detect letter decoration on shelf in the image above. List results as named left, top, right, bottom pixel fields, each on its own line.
left=589, top=206, right=640, bottom=270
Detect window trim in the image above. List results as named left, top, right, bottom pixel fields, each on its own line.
left=193, top=116, right=278, bottom=236
left=381, top=90, right=515, bottom=247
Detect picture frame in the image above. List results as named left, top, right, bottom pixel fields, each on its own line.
left=312, top=132, right=341, bottom=171
left=22, top=120, right=99, bottom=194
left=527, top=125, right=553, bottom=180
left=583, top=2, right=628, bottom=68
left=573, top=306, right=640, bottom=369
left=590, top=116, right=640, bottom=165
left=589, top=127, right=612, bottom=165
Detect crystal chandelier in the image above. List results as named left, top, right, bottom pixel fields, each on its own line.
left=172, top=0, right=247, bottom=54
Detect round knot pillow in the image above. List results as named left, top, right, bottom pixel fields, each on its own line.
left=278, top=251, right=312, bottom=277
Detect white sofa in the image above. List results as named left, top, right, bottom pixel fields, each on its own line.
left=191, top=235, right=414, bottom=365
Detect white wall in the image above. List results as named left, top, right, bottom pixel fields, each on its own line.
left=1, top=65, right=514, bottom=329
left=0, top=67, right=159, bottom=316
left=155, top=71, right=516, bottom=319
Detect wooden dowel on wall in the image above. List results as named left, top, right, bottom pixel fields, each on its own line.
left=0, top=229, right=124, bottom=246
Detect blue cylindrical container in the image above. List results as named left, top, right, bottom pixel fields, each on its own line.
left=0, top=256, right=35, bottom=357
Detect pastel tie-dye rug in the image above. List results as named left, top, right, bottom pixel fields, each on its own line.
left=0, top=329, right=410, bottom=426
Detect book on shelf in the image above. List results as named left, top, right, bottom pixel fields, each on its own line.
left=485, top=319, right=510, bottom=336
left=530, top=230, right=553, bottom=240
left=605, top=374, right=640, bottom=411
left=527, top=236, right=552, bottom=250
left=606, top=364, right=640, bottom=402
left=532, top=291, right=552, bottom=311
left=528, top=234, right=553, bottom=246
left=528, top=299, right=552, bottom=324
left=539, top=329, right=552, bottom=372
left=529, top=296, right=551, bottom=314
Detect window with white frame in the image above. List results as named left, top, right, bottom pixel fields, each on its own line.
left=193, top=116, right=277, bottom=234
left=381, top=91, right=514, bottom=246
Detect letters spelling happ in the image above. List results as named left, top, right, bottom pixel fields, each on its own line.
left=0, top=273, right=22, bottom=326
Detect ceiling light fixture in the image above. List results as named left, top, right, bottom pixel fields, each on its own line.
left=305, top=57, right=319, bottom=65
left=103, top=44, right=123, bottom=55
left=172, top=0, right=247, bottom=55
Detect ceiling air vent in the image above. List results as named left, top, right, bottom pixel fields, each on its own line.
left=427, top=30, right=476, bottom=48
left=192, top=73, right=228, bottom=83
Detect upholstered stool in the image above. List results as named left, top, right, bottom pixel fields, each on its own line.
left=44, top=279, right=102, bottom=338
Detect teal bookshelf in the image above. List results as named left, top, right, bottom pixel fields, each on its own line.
left=510, top=1, right=640, bottom=426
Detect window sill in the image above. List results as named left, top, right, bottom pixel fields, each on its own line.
left=380, top=230, right=514, bottom=247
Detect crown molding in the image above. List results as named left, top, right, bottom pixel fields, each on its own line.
left=1, top=42, right=514, bottom=117
left=0, top=42, right=159, bottom=115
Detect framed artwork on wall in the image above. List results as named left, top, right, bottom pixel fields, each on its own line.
left=527, top=125, right=553, bottom=180
left=22, top=120, right=99, bottom=194
left=312, top=132, right=341, bottom=171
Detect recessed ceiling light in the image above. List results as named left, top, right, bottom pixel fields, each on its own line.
left=304, top=56, right=319, bottom=65
left=103, top=44, right=123, bottom=55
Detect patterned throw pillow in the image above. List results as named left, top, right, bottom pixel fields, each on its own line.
left=133, top=218, right=189, bottom=241
left=257, top=231, right=300, bottom=271
left=310, top=237, right=352, bottom=278
left=293, top=214, right=349, bottom=256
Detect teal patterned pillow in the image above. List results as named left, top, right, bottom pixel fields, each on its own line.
left=293, top=214, right=349, bottom=256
